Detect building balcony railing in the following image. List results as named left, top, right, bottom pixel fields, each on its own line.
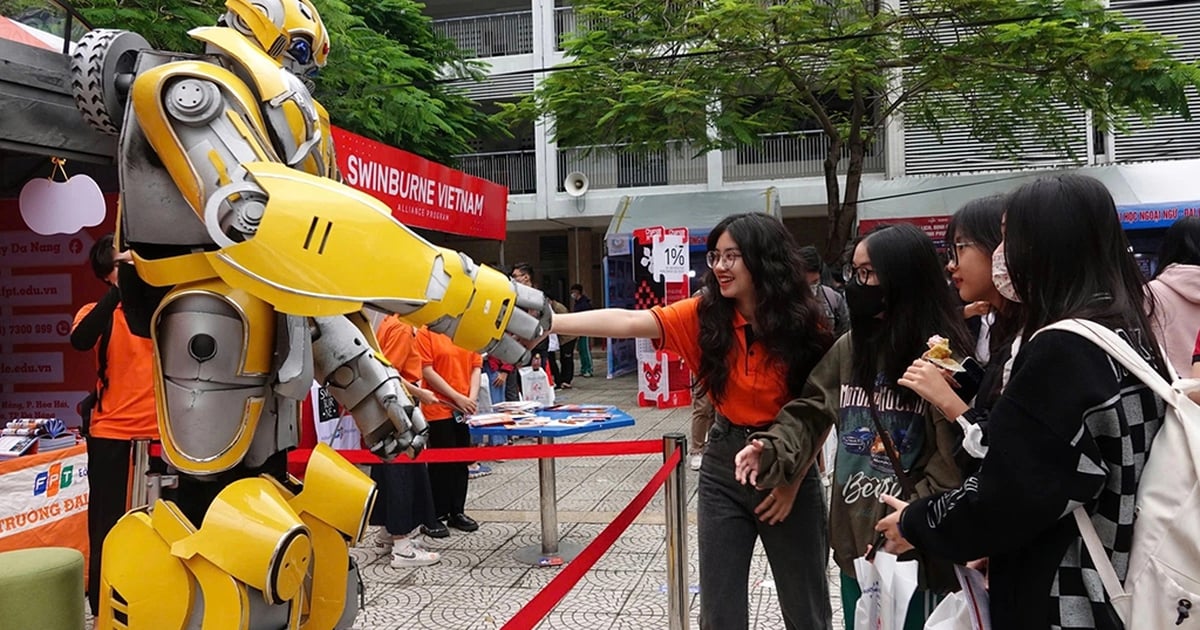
left=431, top=10, right=533, bottom=58
left=455, top=150, right=538, bottom=195
left=557, top=141, right=707, bottom=191
left=723, top=130, right=885, bottom=182
left=553, top=6, right=614, bottom=51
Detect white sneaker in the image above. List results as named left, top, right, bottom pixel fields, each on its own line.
left=391, top=539, right=440, bottom=568
left=689, top=453, right=703, bottom=471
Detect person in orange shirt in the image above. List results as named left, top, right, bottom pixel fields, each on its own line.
left=69, top=234, right=161, bottom=615
left=371, top=315, right=444, bottom=564
left=416, top=326, right=483, bottom=533
left=549, top=213, right=835, bottom=630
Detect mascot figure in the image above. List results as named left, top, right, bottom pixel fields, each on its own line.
left=70, top=2, right=549, bottom=627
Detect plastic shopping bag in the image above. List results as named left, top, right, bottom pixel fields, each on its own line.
left=548, top=333, right=560, bottom=353
left=476, top=371, right=494, bottom=414
left=519, top=365, right=555, bottom=407
left=924, top=566, right=990, bottom=630
left=853, top=551, right=919, bottom=630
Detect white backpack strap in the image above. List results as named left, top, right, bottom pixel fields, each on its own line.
left=1072, top=506, right=1129, bottom=618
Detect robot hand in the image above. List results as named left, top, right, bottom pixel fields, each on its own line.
left=481, top=280, right=554, bottom=366
left=311, top=315, right=428, bottom=460
left=360, top=376, right=428, bottom=460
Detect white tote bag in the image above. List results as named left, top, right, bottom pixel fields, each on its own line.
left=518, top=365, right=555, bottom=407
left=853, top=551, right=919, bottom=630
left=924, top=566, right=991, bottom=630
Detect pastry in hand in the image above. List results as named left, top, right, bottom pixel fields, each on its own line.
left=922, top=335, right=965, bottom=372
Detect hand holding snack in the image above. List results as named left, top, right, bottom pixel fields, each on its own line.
left=921, top=335, right=965, bottom=372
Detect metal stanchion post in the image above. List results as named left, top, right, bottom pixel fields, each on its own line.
left=539, top=435, right=558, bottom=555
left=663, top=433, right=689, bottom=630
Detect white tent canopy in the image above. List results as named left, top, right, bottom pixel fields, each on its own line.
left=605, top=187, right=781, bottom=238
left=857, top=158, right=1200, bottom=221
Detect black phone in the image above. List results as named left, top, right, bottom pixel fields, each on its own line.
left=953, top=356, right=985, bottom=405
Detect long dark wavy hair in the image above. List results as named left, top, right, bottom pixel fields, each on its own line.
left=696, top=213, right=833, bottom=404
left=850, top=223, right=973, bottom=401
left=1004, top=174, right=1168, bottom=375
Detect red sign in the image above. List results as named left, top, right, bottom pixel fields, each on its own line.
left=859, top=215, right=951, bottom=248
left=332, top=127, right=508, bottom=240
left=0, top=196, right=118, bottom=428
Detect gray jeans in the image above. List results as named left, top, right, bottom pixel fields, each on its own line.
left=698, top=417, right=832, bottom=630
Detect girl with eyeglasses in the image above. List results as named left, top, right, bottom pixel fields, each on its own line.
left=734, top=223, right=973, bottom=630
left=897, top=195, right=1018, bottom=474
left=550, top=213, right=835, bottom=629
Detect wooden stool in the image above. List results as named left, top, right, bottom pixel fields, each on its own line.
left=0, top=547, right=85, bottom=630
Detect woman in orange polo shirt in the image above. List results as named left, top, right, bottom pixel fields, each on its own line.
left=70, top=235, right=159, bottom=615
left=550, top=213, right=835, bottom=630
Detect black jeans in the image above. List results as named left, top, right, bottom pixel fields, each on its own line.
left=697, top=418, right=832, bottom=630
left=557, top=338, right=578, bottom=385
left=86, top=437, right=131, bottom=615
left=427, top=419, right=470, bottom=517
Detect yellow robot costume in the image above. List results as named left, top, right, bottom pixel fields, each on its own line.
left=70, top=1, right=550, bottom=628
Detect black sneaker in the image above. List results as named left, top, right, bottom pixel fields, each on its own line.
left=445, top=513, right=479, bottom=532
left=420, top=521, right=450, bottom=538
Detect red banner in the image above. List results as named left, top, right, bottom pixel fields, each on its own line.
left=859, top=215, right=951, bottom=248
left=332, top=127, right=507, bottom=240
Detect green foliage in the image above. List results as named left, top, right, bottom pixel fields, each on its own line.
left=506, top=0, right=1200, bottom=258
left=70, top=0, right=496, bottom=163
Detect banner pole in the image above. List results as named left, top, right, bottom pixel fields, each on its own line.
left=662, top=433, right=689, bottom=630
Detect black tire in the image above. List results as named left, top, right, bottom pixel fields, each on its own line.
left=70, top=29, right=151, bottom=136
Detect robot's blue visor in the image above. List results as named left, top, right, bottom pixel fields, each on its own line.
left=287, top=37, right=313, bottom=66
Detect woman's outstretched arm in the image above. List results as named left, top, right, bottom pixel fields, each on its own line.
left=551, top=308, right=661, bottom=340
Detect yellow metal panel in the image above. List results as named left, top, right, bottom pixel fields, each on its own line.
left=132, top=61, right=274, bottom=217
left=206, top=162, right=445, bottom=316
left=191, top=27, right=289, bottom=100
left=130, top=251, right=217, bottom=287
left=96, top=511, right=194, bottom=630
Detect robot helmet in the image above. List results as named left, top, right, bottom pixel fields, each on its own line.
left=222, top=0, right=329, bottom=77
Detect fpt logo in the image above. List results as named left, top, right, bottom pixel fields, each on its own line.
left=33, top=463, right=74, bottom=497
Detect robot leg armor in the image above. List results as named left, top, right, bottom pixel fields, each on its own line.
left=311, top=314, right=428, bottom=460
left=154, top=282, right=283, bottom=476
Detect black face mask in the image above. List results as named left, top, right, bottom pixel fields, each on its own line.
left=844, top=281, right=886, bottom=333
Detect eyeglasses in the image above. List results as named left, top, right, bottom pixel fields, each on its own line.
left=706, top=250, right=742, bottom=269
left=947, top=241, right=977, bottom=265
left=842, top=263, right=877, bottom=285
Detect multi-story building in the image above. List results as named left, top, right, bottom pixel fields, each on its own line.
left=429, top=0, right=1200, bottom=299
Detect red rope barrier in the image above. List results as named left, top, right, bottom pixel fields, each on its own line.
left=287, top=440, right=662, bottom=467
left=501, top=448, right=683, bottom=630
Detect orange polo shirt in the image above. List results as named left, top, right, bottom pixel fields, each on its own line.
left=651, top=296, right=788, bottom=427
left=72, top=302, right=159, bottom=440
left=375, top=315, right=422, bottom=383
left=416, top=327, right=483, bottom=421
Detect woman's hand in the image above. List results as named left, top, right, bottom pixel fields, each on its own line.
left=755, top=477, right=800, bottom=525
left=410, top=386, right=438, bottom=407
left=734, top=439, right=765, bottom=486
left=898, top=359, right=968, bottom=419
left=963, top=300, right=991, bottom=319
left=451, top=393, right=478, bottom=416
left=492, top=371, right=508, bottom=388
left=875, top=494, right=915, bottom=555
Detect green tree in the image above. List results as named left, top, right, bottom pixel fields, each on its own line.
left=506, top=0, right=1200, bottom=260
left=71, top=0, right=495, bottom=164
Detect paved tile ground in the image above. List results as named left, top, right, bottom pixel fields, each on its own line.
left=348, top=368, right=845, bottom=629
left=85, top=361, right=845, bottom=629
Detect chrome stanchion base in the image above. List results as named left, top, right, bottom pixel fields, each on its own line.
left=514, top=540, right=583, bottom=567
